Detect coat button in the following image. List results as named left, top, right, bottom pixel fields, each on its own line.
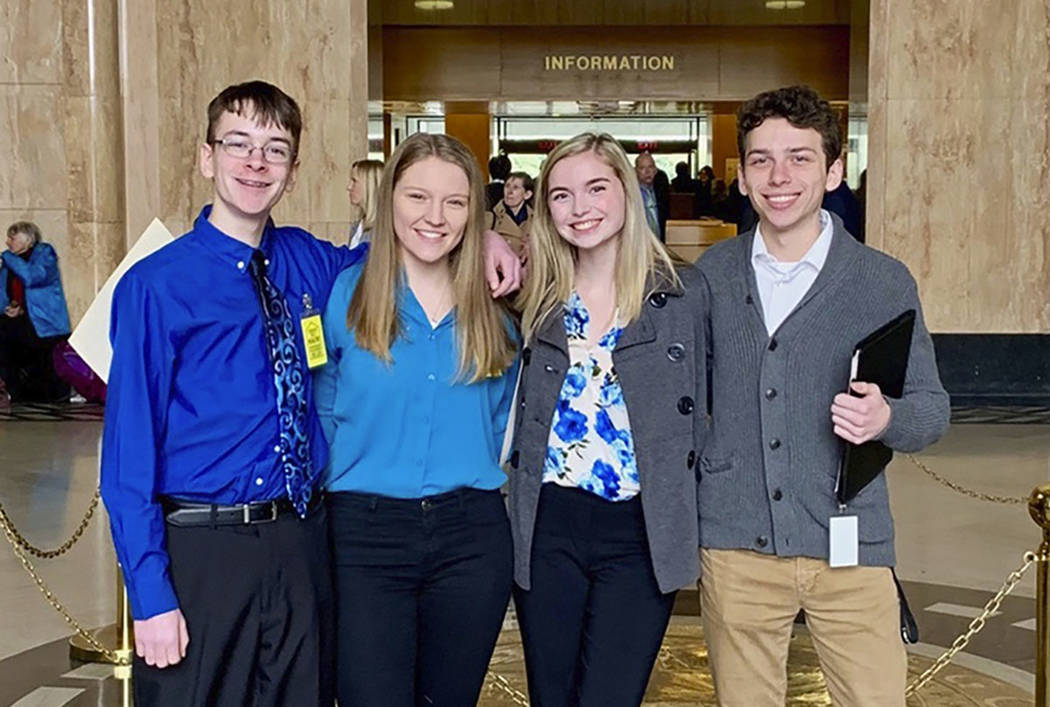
left=765, top=388, right=777, bottom=400
left=772, top=488, right=783, bottom=501
left=756, top=535, right=769, bottom=548
left=510, top=450, right=519, bottom=469
left=687, top=450, right=696, bottom=468
left=768, top=338, right=778, bottom=351
left=677, top=396, right=694, bottom=415
left=648, top=292, right=667, bottom=308
left=544, top=364, right=558, bottom=374
left=768, top=438, right=781, bottom=450
left=667, top=343, right=685, bottom=361
left=522, top=347, right=531, bottom=365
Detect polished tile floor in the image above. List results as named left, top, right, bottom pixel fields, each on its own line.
left=0, top=406, right=1045, bottom=705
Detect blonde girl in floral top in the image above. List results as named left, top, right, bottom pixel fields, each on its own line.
left=509, top=133, right=706, bottom=706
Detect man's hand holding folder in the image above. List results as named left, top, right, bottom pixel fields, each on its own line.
left=830, top=381, right=891, bottom=445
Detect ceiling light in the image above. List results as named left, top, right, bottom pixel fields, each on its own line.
left=414, top=0, right=454, bottom=9
left=765, top=0, right=806, bottom=8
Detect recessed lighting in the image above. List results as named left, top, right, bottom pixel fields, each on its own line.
left=414, top=0, right=454, bottom=9
left=765, top=0, right=806, bottom=8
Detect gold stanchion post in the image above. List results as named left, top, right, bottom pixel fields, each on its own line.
left=1029, top=484, right=1050, bottom=707
left=69, top=564, right=134, bottom=668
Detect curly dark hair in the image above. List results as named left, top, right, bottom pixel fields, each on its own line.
left=736, top=85, right=841, bottom=169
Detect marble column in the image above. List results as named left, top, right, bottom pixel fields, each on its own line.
left=867, top=0, right=1050, bottom=333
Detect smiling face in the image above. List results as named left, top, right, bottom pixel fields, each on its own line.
left=546, top=150, right=626, bottom=253
left=392, top=156, right=470, bottom=269
left=199, top=107, right=298, bottom=237
left=739, top=117, right=842, bottom=243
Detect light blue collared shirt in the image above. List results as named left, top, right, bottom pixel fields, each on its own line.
left=315, top=262, right=519, bottom=498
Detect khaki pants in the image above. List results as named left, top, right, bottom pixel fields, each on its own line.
left=700, top=548, right=907, bottom=707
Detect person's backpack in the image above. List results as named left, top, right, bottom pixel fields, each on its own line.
left=52, top=341, right=106, bottom=403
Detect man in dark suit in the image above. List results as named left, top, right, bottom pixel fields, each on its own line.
left=635, top=152, right=669, bottom=242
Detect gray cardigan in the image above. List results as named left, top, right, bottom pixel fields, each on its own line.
left=507, top=266, right=707, bottom=593
left=696, top=218, right=950, bottom=566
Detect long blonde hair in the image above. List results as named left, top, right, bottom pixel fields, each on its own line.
left=518, top=133, right=681, bottom=343
left=350, top=159, right=384, bottom=232
left=347, top=134, right=515, bottom=382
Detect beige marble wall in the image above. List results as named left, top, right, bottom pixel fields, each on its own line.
left=868, top=0, right=1050, bottom=333
left=0, top=0, right=124, bottom=326
left=153, top=0, right=369, bottom=244
left=1, top=0, right=368, bottom=327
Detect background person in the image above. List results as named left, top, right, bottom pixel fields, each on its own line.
left=316, top=133, right=518, bottom=707
left=509, top=133, right=706, bottom=706
left=347, top=158, right=383, bottom=248
left=490, top=170, right=534, bottom=259
left=634, top=152, right=669, bottom=242
left=0, top=221, right=71, bottom=404
left=487, top=153, right=513, bottom=210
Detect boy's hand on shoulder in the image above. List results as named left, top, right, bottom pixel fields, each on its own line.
left=831, top=381, right=891, bottom=444
left=483, top=229, right=522, bottom=298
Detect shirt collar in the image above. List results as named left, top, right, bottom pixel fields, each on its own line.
left=751, top=209, right=833, bottom=273
left=396, top=273, right=455, bottom=330
left=193, top=205, right=276, bottom=275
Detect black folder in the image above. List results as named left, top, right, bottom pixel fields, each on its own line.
left=835, top=309, right=916, bottom=506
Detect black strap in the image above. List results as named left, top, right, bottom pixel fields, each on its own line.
left=892, top=569, right=919, bottom=644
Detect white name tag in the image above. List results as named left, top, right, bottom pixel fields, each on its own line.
left=829, top=515, right=859, bottom=567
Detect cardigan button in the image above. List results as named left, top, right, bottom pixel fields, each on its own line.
left=772, top=488, right=783, bottom=501
left=755, top=535, right=769, bottom=548
left=765, top=388, right=777, bottom=400
left=648, top=292, right=667, bottom=308
left=768, top=438, right=781, bottom=450
left=522, top=347, right=531, bottom=365
left=677, top=396, right=694, bottom=415
left=768, top=338, right=778, bottom=351
left=687, top=450, right=696, bottom=469
left=510, top=450, right=519, bottom=469
left=667, top=343, right=685, bottom=361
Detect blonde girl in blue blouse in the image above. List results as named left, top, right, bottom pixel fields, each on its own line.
left=315, top=133, right=518, bottom=706
left=509, top=133, right=706, bottom=706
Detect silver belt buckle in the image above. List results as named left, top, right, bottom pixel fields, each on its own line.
left=242, top=504, right=252, bottom=524
left=268, top=501, right=279, bottom=522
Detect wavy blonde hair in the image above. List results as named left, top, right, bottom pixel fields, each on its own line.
left=518, top=132, right=681, bottom=343
left=347, top=133, right=515, bottom=382
left=350, top=159, right=384, bottom=233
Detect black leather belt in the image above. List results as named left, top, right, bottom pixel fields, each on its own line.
left=162, top=492, right=323, bottom=527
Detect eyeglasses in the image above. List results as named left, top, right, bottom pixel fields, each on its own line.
left=211, top=137, right=294, bottom=165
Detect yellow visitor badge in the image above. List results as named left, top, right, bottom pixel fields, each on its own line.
left=299, top=293, right=328, bottom=369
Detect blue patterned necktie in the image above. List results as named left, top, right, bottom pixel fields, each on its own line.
left=247, top=250, right=313, bottom=516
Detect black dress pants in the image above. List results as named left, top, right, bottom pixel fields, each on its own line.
left=513, top=484, right=676, bottom=707
left=133, top=504, right=335, bottom=707
left=328, top=487, right=513, bottom=707
left=0, top=314, right=67, bottom=402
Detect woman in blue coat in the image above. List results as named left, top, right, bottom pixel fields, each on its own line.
left=0, top=221, right=72, bottom=403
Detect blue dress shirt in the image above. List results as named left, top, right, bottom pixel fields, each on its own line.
left=315, top=263, right=518, bottom=498
left=100, top=206, right=366, bottom=620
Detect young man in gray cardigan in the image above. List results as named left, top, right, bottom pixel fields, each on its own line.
left=695, top=85, right=949, bottom=706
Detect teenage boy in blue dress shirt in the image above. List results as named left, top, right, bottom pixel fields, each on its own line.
left=100, top=80, right=521, bottom=707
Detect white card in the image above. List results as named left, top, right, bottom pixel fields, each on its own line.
left=829, top=515, right=859, bottom=567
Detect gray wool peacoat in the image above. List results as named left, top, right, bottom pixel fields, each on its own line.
left=506, top=266, right=707, bottom=593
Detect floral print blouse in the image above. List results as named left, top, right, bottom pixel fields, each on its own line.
left=542, top=291, right=639, bottom=502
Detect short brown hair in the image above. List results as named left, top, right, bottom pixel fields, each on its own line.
left=206, top=81, right=303, bottom=156
left=506, top=171, right=534, bottom=193
left=7, top=221, right=42, bottom=245
left=737, top=85, right=841, bottom=169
